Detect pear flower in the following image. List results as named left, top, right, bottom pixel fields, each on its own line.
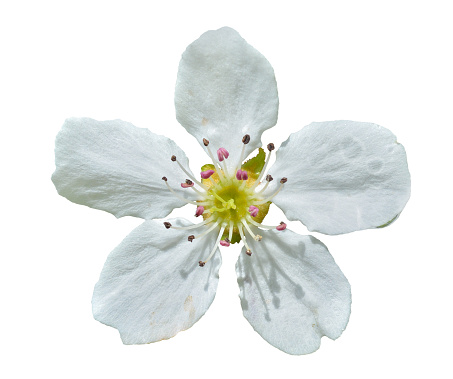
left=52, top=27, right=411, bottom=355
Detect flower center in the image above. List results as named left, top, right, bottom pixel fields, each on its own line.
left=162, top=135, right=287, bottom=267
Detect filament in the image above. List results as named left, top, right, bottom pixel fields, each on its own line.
left=229, top=220, right=234, bottom=241
left=175, top=160, right=209, bottom=190
left=194, top=220, right=221, bottom=240
left=203, top=224, right=226, bottom=264
left=164, top=180, right=206, bottom=206
left=170, top=218, right=213, bottom=230
left=254, top=182, right=284, bottom=205
left=250, top=150, right=272, bottom=190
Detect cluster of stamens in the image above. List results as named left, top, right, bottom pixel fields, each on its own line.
left=162, top=135, right=287, bottom=267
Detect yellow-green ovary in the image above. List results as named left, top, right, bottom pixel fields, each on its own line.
left=211, top=183, right=251, bottom=223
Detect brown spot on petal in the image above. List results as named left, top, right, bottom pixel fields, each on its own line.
left=202, top=117, right=209, bottom=126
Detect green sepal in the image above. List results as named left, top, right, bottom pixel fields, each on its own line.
left=241, top=148, right=266, bottom=178
left=221, top=230, right=241, bottom=244
left=201, top=163, right=215, bottom=172
left=377, top=214, right=399, bottom=228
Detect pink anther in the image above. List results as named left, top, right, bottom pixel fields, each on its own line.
left=220, top=239, right=231, bottom=247
left=236, top=169, right=249, bottom=181
left=248, top=205, right=259, bottom=217
left=276, top=222, right=287, bottom=231
left=181, top=181, right=194, bottom=188
left=195, top=206, right=205, bottom=217
left=201, top=169, right=215, bottom=179
left=217, top=147, right=229, bottom=161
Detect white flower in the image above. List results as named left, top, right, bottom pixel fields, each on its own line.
left=52, top=27, right=411, bottom=355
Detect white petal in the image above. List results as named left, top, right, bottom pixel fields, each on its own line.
left=92, top=218, right=221, bottom=344
left=236, top=228, right=351, bottom=355
left=175, top=27, right=279, bottom=168
left=268, top=120, right=411, bottom=235
left=52, top=117, right=196, bottom=219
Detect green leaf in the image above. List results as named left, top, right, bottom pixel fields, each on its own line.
left=241, top=148, right=266, bottom=175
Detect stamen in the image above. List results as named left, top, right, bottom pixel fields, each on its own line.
left=238, top=224, right=252, bottom=255
left=228, top=220, right=234, bottom=241
left=254, top=178, right=287, bottom=205
left=217, top=148, right=229, bottom=161
left=276, top=222, right=287, bottom=231
left=235, top=134, right=250, bottom=173
left=246, top=215, right=286, bottom=231
left=250, top=143, right=275, bottom=190
left=241, top=219, right=262, bottom=241
left=195, top=206, right=205, bottom=217
left=199, top=223, right=226, bottom=266
left=220, top=238, right=230, bottom=247
left=171, top=155, right=209, bottom=190
left=256, top=174, right=273, bottom=194
left=217, top=148, right=230, bottom=178
left=169, top=218, right=213, bottom=230
left=248, top=205, right=259, bottom=217
left=204, top=142, right=226, bottom=181
left=201, top=170, right=215, bottom=179
left=181, top=179, right=194, bottom=188
left=164, top=222, right=172, bottom=229
left=236, top=169, right=248, bottom=181
left=163, top=177, right=206, bottom=206
left=193, top=220, right=221, bottom=240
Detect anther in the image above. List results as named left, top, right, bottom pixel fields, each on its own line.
left=217, top=147, right=229, bottom=162
left=201, top=170, right=215, bottom=179
left=267, top=143, right=275, bottom=151
left=246, top=250, right=252, bottom=256
left=164, top=222, right=172, bottom=229
left=236, top=169, right=248, bottom=181
left=242, top=134, right=251, bottom=144
left=248, top=205, right=259, bottom=217
left=203, top=138, right=209, bottom=146
left=266, top=174, right=273, bottom=182
left=276, top=222, right=287, bottom=231
left=171, top=155, right=176, bottom=161
left=188, top=235, right=195, bottom=242
left=280, top=177, right=288, bottom=184
left=162, top=176, right=168, bottom=181
left=181, top=179, right=194, bottom=188
left=195, top=206, right=204, bottom=217
left=254, top=235, right=263, bottom=241
left=199, top=261, right=205, bottom=267
left=220, top=238, right=230, bottom=247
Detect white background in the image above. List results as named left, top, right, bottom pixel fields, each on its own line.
left=1, top=1, right=452, bottom=378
